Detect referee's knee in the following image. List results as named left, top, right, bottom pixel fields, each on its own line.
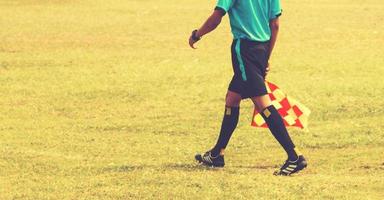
left=251, top=94, right=272, bottom=112
left=225, top=91, right=242, bottom=107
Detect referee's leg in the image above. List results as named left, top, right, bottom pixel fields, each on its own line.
left=251, top=95, right=300, bottom=161
left=252, top=94, right=307, bottom=175
left=210, top=90, right=241, bottom=157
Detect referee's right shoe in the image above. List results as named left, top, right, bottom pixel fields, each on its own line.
left=195, top=151, right=225, bottom=168
left=274, top=155, right=307, bottom=176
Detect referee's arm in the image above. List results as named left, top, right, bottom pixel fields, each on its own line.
left=268, top=18, right=280, bottom=59
left=189, top=10, right=224, bottom=49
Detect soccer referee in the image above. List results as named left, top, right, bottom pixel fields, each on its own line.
left=189, top=0, right=307, bottom=176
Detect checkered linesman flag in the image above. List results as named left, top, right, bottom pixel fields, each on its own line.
left=252, top=82, right=311, bottom=129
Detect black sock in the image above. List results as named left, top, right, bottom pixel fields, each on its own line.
left=211, top=106, right=240, bottom=157
left=261, top=105, right=298, bottom=160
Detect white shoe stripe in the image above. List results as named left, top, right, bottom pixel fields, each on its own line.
left=282, top=169, right=291, bottom=174
left=286, top=167, right=295, bottom=171
left=202, top=155, right=212, bottom=163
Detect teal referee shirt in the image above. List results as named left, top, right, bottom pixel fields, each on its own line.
left=216, top=0, right=282, bottom=42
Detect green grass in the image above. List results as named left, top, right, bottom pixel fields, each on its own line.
left=1, top=0, right=384, bottom=199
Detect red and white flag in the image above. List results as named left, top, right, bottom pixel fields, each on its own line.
left=252, top=82, right=310, bottom=129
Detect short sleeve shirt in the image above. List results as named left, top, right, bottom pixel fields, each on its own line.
left=216, top=0, right=282, bottom=42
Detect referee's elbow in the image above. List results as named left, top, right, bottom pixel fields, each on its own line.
left=269, top=19, right=280, bottom=30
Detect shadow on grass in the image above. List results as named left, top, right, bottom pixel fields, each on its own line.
left=102, top=165, right=153, bottom=173
left=163, top=163, right=220, bottom=172
left=101, top=163, right=280, bottom=173
left=231, top=164, right=279, bottom=170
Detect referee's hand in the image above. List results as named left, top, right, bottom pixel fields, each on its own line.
left=189, top=30, right=201, bottom=49
left=189, top=36, right=197, bottom=49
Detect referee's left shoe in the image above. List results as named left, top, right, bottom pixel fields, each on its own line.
left=274, top=155, right=307, bottom=176
left=195, top=151, right=225, bottom=168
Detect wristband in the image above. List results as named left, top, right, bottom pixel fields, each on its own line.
left=191, top=30, right=201, bottom=41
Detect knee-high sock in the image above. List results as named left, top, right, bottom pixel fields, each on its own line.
left=261, top=105, right=298, bottom=160
left=211, top=106, right=240, bottom=157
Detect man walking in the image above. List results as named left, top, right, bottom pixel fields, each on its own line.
left=189, top=0, right=307, bottom=176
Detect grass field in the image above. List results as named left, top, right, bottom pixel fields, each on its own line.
left=1, top=0, right=384, bottom=199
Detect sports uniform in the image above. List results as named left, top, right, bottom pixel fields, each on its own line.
left=216, top=0, right=282, bottom=98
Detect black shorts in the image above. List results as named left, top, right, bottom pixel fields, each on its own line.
left=228, top=39, right=270, bottom=99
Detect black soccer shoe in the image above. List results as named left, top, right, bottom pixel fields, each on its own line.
left=274, top=155, right=307, bottom=176
left=195, top=151, right=225, bottom=168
